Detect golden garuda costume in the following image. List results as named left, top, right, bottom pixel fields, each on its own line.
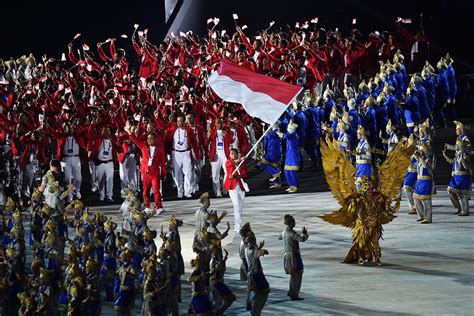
left=319, top=135, right=416, bottom=265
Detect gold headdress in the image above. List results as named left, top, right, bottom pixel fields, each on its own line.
left=342, top=109, right=352, bottom=126
left=169, top=215, right=183, bottom=228
left=453, top=120, right=464, bottom=131
left=364, top=96, right=375, bottom=107
left=358, top=80, right=369, bottom=92
left=104, top=218, right=117, bottom=231
left=329, top=106, right=338, bottom=121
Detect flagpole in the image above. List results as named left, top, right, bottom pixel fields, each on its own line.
left=231, top=88, right=303, bottom=175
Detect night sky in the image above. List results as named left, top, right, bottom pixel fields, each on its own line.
left=2, top=0, right=473, bottom=73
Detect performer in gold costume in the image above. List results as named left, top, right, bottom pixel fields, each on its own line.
left=319, top=134, right=416, bottom=265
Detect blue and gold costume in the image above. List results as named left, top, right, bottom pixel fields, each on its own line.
left=355, top=126, right=372, bottom=191
left=284, top=122, right=300, bottom=193
left=259, top=128, right=282, bottom=186
left=413, top=145, right=434, bottom=223
left=404, top=87, right=421, bottom=134
left=445, top=123, right=471, bottom=216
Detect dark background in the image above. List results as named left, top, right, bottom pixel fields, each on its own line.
left=2, top=0, right=474, bottom=73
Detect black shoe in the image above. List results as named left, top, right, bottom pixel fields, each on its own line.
left=458, top=213, right=469, bottom=216
left=454, top=209, right=461, bottom=215
left=290, top=296, right=304, bottom=301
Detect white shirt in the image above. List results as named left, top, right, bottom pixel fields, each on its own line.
left=148, top=146, right=155, bottom=166
left=216, top=130, right=225, bottom=155
left=97, top=139, right=113, bottom=161
left=173, top=127, right=188, bottom=151
left=63, top=136, right=80, bottom=156
left=230, top=128, right=239, bottom=150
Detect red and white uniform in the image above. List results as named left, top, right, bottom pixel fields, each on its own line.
left=129, top=133, right=166, bottom=209
left=208, top=127, right=231, bottom=197
left=118, top=133, right=139, bottom=193
left=89, top=136, right=117, bottom=201
left=166, top=125, right=200, bottom=197
left=224, top=158, right=248, bottom=232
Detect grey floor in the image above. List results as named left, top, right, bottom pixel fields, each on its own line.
left=83, top=186, right=474, bottom=315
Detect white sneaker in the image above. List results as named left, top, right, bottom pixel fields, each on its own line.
left=216, top=192, right=222, bottom=198
left=184, top=193, right=192, bottom=198
left=177, top=193, right=183, bottom=198
left=91, top=186, right=98, bottom=193
left=156, top=208, right=165, bottom=216
left=75, top=192, right=82, bottom=200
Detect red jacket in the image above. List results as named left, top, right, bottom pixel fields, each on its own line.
left=165, top=124, right=201, bottom=161
left=208, top=127, right=231, bottom=162
left=88, top=135, right=118, bottom=164
left=19, top=134, right=48, bottom=167
left=133, top=42, right=158, bottom=79
left=117, top=133, right=140, bottom=164
left=129, top=133, right=166, bottom=178
left=224, top=159, right=247, bottom=191
left=187, top=124, right=206, bottom=160
left=56, top=133, right=87, bottom=161
left=228, top=123, right=250, bottom=155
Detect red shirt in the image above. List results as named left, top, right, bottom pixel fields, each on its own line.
left=129, top=133, right=166, bottom=178
left=224, top=159, right=247, bottom=191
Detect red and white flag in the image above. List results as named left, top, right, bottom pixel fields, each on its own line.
left=208, top=58, right=302, bottom=124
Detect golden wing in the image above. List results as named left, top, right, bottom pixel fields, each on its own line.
left=319, top=195, right=360, bottom=228
left=377, top=135, right=416, bottom=202
left=320, top=135, right=356, bottom=206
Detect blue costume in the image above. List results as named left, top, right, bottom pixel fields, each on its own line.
left=414, top=83, right=431, bottom=122
left=374, top=102, right=388, bottom=153
left=284, top=130, right=300, bottom=191
left=189, top=270, right=214, bottom=314
left=337, top=130, right=350, bottom=152
left=403, top=156, right=418, bottom=191
left=114, top=263, right=135, bottom=312
left=303, top=105, right=322, bottom=164
left=445, top=63, right=457, bottom=121
left=447, top=151, right=471, bottom=194
left=435, top=69, right=449, bottom=127
left=446, top=131, right=471, bottom=215
left=413, top=154, right=434, bottom=222
left=413, top=156, right=434, bottom=199
left=355, top=134, right=372, bottom=188
left=404, top=92, right=420, bottom=134
left=259, top=129, right=282, bottom=185
left=347, top=107, right=360, bottom=150
left=421, top=74, right=436, bottom=112
left=100, top=230, right=117, bottom=301
left=323, top=98, right=336, bottom=122
left=361, top=105, right=377, bottom=145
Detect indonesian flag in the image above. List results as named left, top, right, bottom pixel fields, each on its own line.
left=208, top=58, right=302, bottom=124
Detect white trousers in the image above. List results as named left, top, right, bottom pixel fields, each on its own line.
left=415, top=198, right=432, bottom=221
left=96, top=161, right=114, bottom=200
left=89, top=159, right=98, bottom=190
left=63, top=156, right=82, bottom=199
left=119, top=156, right=138, bottom=192
left=210, top=153, right=227, bottom=196
left=172, top=150, right=192, bottom=196
left=404, top=187, right=415, bottom=211
left=229, top=185, right=245, bottom=232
